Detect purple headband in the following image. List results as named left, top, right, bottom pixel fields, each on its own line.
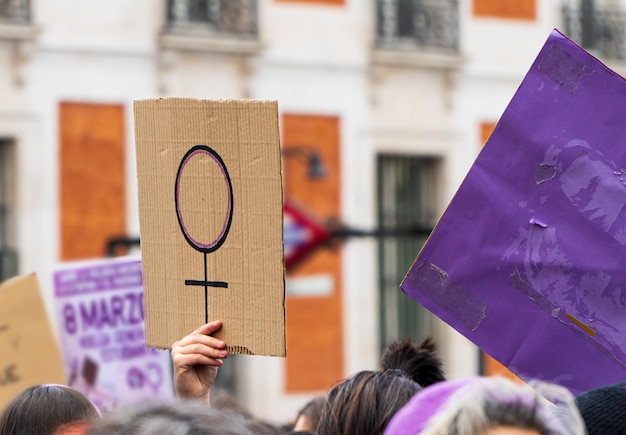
left=384, top=377, right=482, bottom=435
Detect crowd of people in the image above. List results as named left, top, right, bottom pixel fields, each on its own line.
left=1, top=320, right=624, bottom=434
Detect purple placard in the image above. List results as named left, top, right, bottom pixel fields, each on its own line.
left=55, top=260, right=143, bottom=296
left=401, top=29, right=626, bottom=395
left=53, top=256, right=174, bottom=410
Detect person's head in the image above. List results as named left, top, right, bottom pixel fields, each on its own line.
left=293, top=396, right=326, bottom=432
left=575, top=381, right=626, bottom=435
left=210, top=388, right=254, bottom=420
left=210, top=388, right=280, bottom=434
left=242, top=417, right=282, bottom=435
left=317, top=337, right=445, bottom=435
left=85, top=400, right=253, bottom=435
left=385, top=376, right=585, bottom=435
left=0, top=384, right=100, bottom=435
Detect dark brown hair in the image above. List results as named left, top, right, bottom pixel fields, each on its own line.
left=317, top=337, right=445, bottom=435
left=0, top=384, right=100, bottom=435
left=380, top=337, right=445, bottom=387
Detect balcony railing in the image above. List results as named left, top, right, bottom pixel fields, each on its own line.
left=376, top=0, right=459, bottom=53
left=562, top=2, right=626, bottom=61
left=165, top=0, right=257, bottom=39
left=0, top=0, right=30, bottom=24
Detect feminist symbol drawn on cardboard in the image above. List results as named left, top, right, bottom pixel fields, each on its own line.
left=175, top=145, right=234, bottom=323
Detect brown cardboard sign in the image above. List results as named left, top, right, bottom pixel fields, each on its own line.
left=0, top=273, right=67, bottom=410
left=134, top=99, right=285, bottom=356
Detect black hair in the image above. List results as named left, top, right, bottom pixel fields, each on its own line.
left=380, top=337, right=445, bottom=388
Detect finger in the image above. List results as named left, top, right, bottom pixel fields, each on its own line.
left=172, top=320, right=225, bottom=348
left=173, top=352, right=224, bottom=369
left=173, top=342, right=228, bottom=360
left=173, top=333, right=226, bottom=351
left=192, top=320, right=222, bottom=336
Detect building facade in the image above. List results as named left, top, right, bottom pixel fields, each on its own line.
left=1, top=0, right=625, bottom=423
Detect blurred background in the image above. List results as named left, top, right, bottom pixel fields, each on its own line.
left=1, top=0, right=625, bottom=424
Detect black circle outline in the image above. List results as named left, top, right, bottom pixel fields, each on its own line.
left=174, top=144, right=234, bottom=254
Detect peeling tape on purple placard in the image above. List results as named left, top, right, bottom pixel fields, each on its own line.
left=536, top=44, right=594, bottom=95
left=533, top=163, right=557, bottom=185
left=564, top=312, right=596, bottom=337
left=509, top=266, right=560, bottom=318
left=403, top=261, right=486, bottom=331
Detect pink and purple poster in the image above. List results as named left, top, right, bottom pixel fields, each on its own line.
left=53, top=256, right=174, bottom=410
left=402, top=30, right=626, bottom=394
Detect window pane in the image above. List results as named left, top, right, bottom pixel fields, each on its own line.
left=377, top=155, right=439, bottom=351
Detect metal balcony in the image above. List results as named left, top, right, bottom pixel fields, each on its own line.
left=375, top=0, right=459, bottom=53
left=165, top=0, right=257, bottom=39
left=562, top=2, right=626, bottom=61
left=0, top=0, right=29, bottom=24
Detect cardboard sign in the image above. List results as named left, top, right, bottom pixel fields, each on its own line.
left=0, top=273, right=66, bottom=410
left=134, top=99, right=285, bottom=356
left=53, top=256, right=174, bottom=410
left=401, top=30, right=626, bottom=395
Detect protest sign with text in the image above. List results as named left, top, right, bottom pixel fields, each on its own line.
left=54, top=256, right=174, bottom=410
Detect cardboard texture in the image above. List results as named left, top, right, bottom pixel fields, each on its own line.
left=0, top=273, right=66, bottom=410
left=134, top=99, right=285, bottom=356
left=401, top=30, right=626, bottom=394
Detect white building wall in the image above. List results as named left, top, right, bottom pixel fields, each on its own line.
left=243, top=1, right=376, bottom=421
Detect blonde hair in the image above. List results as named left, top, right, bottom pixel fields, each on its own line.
left=420, top=377, right=585, bottom=435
